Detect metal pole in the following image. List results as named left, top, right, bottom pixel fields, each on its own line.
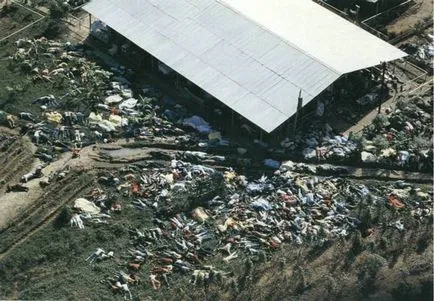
left=293, top=89, right=303, bottom=134
left=355, top=5, right=360, bottom=23
left=378, top=62, right=386, bottom=114
left=88, top=13, right=91, bottom=31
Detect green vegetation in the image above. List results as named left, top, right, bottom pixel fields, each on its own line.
left=0, top=176, right=431, bottom=300
left=0, top=2, right=73, bottom=117
left=373, top=134, right=390, bottom=150
left=0, top=3, right=40, bottom=39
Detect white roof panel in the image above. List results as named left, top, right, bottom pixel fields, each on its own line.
left=84, top=0, right=406, bottom=132
left=222, top=0, right=406, bottom=73
left=232, top=93, right=289, bottom=131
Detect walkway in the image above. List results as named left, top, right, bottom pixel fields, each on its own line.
left=344, top=76, right=433, bottom=135
left=344, top=90, right=398, bottom=135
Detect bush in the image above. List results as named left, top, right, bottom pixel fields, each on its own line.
left=168, top=171, right=225, bottom=214
left=0, top=3, right=18, bottom=16
left=351, top=231, right=365, bottom=255
left=392, top=281, right=422, bottom=301
left=357, top=253, right=387, bottom=295
left=349, top=131, right=368, bottom=151
left=395, top=97, right=408, bottom=111
left=54, top=205, right=73, bottom=227
left=42, top=19, right=67, bottom=39
left=372, top=114, right=389, bottom=130
left=48, top=0, right=69, bottom=19
left=372, top=134, right=389, bottom=150
left=409, top=136, right=431, bottom=151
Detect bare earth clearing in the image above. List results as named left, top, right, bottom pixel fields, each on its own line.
left=386, top=0, right=433, bottom=34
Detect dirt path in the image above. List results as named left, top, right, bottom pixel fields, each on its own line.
left=63, top=10, right=91, bottom=43
left=0, top=172, right=93, bottom=260
left=343, top=91, right=399, bottom=135
left=386, top=0, right=433, bottom=34
left=0, top=136, right=431, bottom=262
left=0, top=137, right=95, bottom=229
left=1, top=125, right=432, bottom=232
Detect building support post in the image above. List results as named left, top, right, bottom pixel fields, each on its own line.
left=355, top=5, right=360, bottom=23
left=88, top=14, right=92, bottom=31
left=330, top=82, right=335, bottom=105
left=378, top=62, right=386, bottom=114
left=231, top=110, right=234, bottom=128
left=293, top=90, right=303, bottom=135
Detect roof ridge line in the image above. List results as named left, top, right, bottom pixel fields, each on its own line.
left=90, top=0, right=298, bottom=119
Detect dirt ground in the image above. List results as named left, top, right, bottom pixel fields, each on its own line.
left=386, top=0, right=433, bottom=34
left=396, top=26, right=434, bottom=47
left=0, top=128, right=95, bottom=229
left=63, top=10, right=91, bottom=43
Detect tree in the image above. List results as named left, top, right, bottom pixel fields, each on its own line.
left=409, top=136, right=430, bottom=151
left=357, top=254, right=387, bottom=296
left=43, top=19, right=67, bottom=39
left=48, top=0, right=69, bottom=19
left=413, top=22, right=426, bottom=39
left=372, top=114, right=390, bottom=130
left=54, top=205, right=73, bottom=227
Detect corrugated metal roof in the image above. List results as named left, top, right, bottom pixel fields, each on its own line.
left=222, top=0, right=406, bottom=74
left=84, top=0, right=406, bottom=133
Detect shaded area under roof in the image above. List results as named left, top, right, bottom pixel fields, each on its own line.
left=84, top=0, right=406, bottom=133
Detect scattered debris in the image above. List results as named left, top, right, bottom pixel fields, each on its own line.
left=86, top=248, right=114, bottom=263
left=61, top=155, right=431, bottom=297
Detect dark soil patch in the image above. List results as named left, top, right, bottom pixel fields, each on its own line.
left=0, top=3, right=40, bottom=39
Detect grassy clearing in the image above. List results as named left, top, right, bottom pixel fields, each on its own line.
left=0, top=200, right=148, bottom=300
left=0, top=3, right=41, bottom=40
left=0, top=8, right=72, bottom=118
left=0, top=197, right=232, bottom=300
left=0, top=5, right=44, bottom=116
left=0, top=198, right=431, bottom=300
left=0, top=172, right=431, bottom=301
